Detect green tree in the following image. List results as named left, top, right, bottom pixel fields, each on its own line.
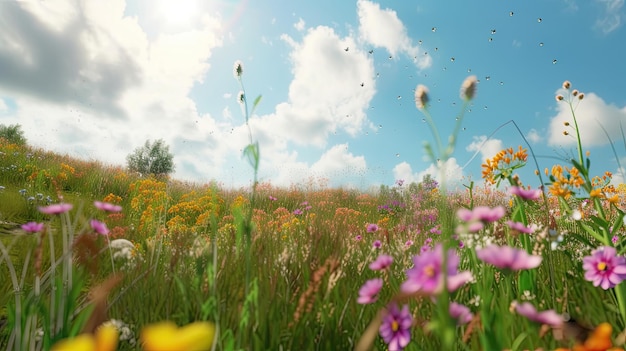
left=126, top=139, right=175, bottom=177
left=0, top=124, right=27, bottom=145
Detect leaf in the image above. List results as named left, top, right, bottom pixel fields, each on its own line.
left=243, top=142, right=260, bottom=171
left=579, top=222, right=609, bottom=246
left=250, top=95, right=263, bottom=115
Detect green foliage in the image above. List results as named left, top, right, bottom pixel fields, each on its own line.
left=126, top=139, right=175, bottom=177
left=0, top=124, right=27, bottom=146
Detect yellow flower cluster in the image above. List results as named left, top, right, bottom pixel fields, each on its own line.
left=547, top=164, right=584, bottom=198
left=481, top=146, right=528, bottom=184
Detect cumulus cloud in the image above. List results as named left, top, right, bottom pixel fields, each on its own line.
left=393, top=158, right=464, bottom=186
left=595, top=0, right=624, bottom=34
left=548, top=91, right=626, bottom=147
left=526, top=129, right=542, bottom=143
left=356, top=0, right=431, bottom=69
left=465, top=136, right=504, bottom=162
left=0, top=99, right=7, bottom=113
left=294, top=18, right=306, bottom=31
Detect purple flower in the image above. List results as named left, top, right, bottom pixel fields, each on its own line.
left=379, top=303, right=412, bottom=351
left=396, top=179, right=405, bottom=187
left=612, top=235, right=619, bottom=245
left=582, top=246, right=626, bottom=290
left=405, top=240, right=414, bottom=247
left=94, top=201, right=122, bottom=213
left=366, top=223, right=379, bottom=233
left=39, top=203, right=73, bottom=215
left=476, top=245, right=542, bottom=270
left=514, top=301, right=562, bottom=327
left=370, top=254, right=393, bottom=271
left=293, top=209, right=303, bottom=215
left=401, top=244, right=472, bottom=295
left=269, top=195, right=277, bottom=201
left=357, top=278, right=383, bottom=304
left=355, top=235, right=363, bottom=241
left=506, top=220, right=535, bottom=234
left=509, top=186, right=542, bottom=201
left=457, top=206, right=505, bottom=223
left=90, top=219, right=110, bottom=236
left=449, top=302, right=473, bottom=325
left=21, top=222, right=44, bottom=233
left=373, top=240, right=382, bottom=249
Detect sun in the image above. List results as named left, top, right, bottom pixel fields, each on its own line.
left=158, top=0, right=197, bottom=24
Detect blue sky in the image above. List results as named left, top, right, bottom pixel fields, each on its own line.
left=0, top=0, right=625, bottom=190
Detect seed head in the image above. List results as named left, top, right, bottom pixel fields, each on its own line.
left=237, top=91, right=245, bottom=104
left=415, top=84, right=430, bottom=110
left=460, top=75, right=478, bottom=100
left=571, top=89, right=578, bottom=97
left=578, top=93, right=584, bottom=100
left=563, top=122, right=570, bottom=126
left=563, top=131, right=569, bottom=136
left=562, top=81, right=571, bottom=89
left=233, top=60, right=244, bottom=79
left=555, top=95, right=564, bottom=102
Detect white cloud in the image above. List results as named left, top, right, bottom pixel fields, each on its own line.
left=294, top=18, right=306, bottom=31
left=595, top=0, right=624, bottom=33
left=393, top=158, right=464, bottom=186
left=465, top=136, right=504, bottom=162
left=526, top=129, right=542, bottom=143
left=356, top=0, right=431, bottom=69
left=548, top=91, right=626, bottom=147
left=0, top=99, right=7, bottom=113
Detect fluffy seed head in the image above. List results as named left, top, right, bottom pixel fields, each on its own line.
left=415, top=85, right=430, bottom=110
left=460, top=75, right=478, bottom=100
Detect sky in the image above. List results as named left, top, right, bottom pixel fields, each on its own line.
left=0, top=0, right=625, bottom=191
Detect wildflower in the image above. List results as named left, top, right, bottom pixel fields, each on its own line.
left=554, top=322, right=624, bottom=351
left=476, top=245, right=542, bottom=270
left=460, top=75, right=478, bottom=100
left=457, top=206, right=505, bottom=224
left=94, top=201, right=122, bottom=213
left=556, top=95, right=564, bottom=101
left=405, top=240, right=414, bottom=247
left=449, top=302, right=474, bottom=325
left=578, top=93, right=584, bottom=100
left=269, top=195, right=277, bottom=201
left=373, top=240, right=382, bottom=249
left=414, top=84, right=429, bottom=110
left=369, top=254, right=393, bottom=271
left=141, top=321, right=215, bottom=351
left=563, top=80, right=571, bottom=89
left=366, top=223, right=379, bottom=233
left=91, top=219, right=110, bottom=236
left=39, top=203, right=73, bottom=215
left=571, top=210, right=582, bottom=221
left=396, top=179, right=405, bottom=187
left=233, top=60, right=244, bottom=78
left=613, top=235, right=619, bottom=245
left=582, top=246, right=626, bottom=290
left=51, top=324, right=118, bottom=351
left=509, top=186, right=541, bottom=200
left=513, top=301, right=563, bottom=327
left=401, top=244, right=472, bottom=295
left=355, top=234, right=362, bottom=241
left=237, top=91, right=245, bottom=104
left=21, top=222, right=44, bottom=233
left=357, top=278, right=383, bottom=304
left=292, top=209, right=303, bottom=215
left=379, top=303, right=412, bottom=351
left=506, top=220, right=535, bottom=234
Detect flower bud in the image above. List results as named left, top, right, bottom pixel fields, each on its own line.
left=563, top=131, right=569, bottom=136
left=414, top=84, right=429, bottom=110
left=562, top=81, right=571, bottom=89
left=571, top=89, right=578, bottom=97
left=460, top=75, right=477, bottom=100
left=233, top=60, right=244, bottom=79
left=555, top=95, right=564, bottom=101
left=578, top=93, right=584, bottom=100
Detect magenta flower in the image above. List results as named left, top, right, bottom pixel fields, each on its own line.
left=514, top=301, right=562, bottom=327
left=370, top=254, right=393, bottom=271
left=373, top=240, right=382, bottom=249
left=94, top=201, right=122, bottom=213
left=449, top=302, right=473, bottom=325
left=506, top=220, right=535, bottom=234
left=366, top=223, right=379, bottom=233
left=21, top=222, right=44, bottom=233
left=39, top=203, right=73, bottom=215
left=509, top=186, right=542, bottom=200
left=379, top=303, right=412, bottom=351
left=357, top=278, right=383, bottom=304
left=457, top=206, right=505, bottom=223
left=90, top=219, right=110, bottom=236
left=476, top=245, right=542, bottom=270
left=292, top=209, right=303, bottom=215
left=405, top=240, right=414, bottom=247
left=269, top=195, right=277, bottom=201
left=355, top=235, right=363, bottom=241
left=401, top=244, right=472, bottom=295
left=582, top=246, right=626, bottom=290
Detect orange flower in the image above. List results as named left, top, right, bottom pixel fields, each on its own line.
left=555, top=323, right=624, bottom=351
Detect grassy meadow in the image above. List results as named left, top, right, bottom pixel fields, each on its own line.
left=2, top=77, right=626, bottom=351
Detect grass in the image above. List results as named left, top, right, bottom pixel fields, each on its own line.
left=1, top=79, right=626, bottom=351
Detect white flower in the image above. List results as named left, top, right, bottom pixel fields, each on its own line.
left=571, top=210, right=582, bottom=221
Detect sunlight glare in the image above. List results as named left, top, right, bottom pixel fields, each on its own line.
left=159, top=0, right=197, bottom=24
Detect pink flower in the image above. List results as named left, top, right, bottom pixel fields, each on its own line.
left=379, top=303, right=412, bottom=351
left=373, top=240, right=382, bottom=249
left=90, top=219, right=110, bottom=236
left=509, top=186, right=542, bottom=200
left=476, top=245, right=542, bottom=270
left=355, top=235, right=363, bottom=241
left=94, top=201, right=122, bottom=213
left=366, top=223, right=379, bottom=233
left=357, top=278, right=383, bottom=304
left=506, top=220, right=535, bottom=234
left=293, top=209, right=303, bottom=215
left=21, top=222, right=44, bottom=233
left=39, top=203, right=73, bottom=215
left=582, top=246, right=626, bottom=290
left=514, top=301, right=562, bottom=327
left=457, top=206, right=505, bottom=223
left=450, top=302, right=473, bottom=325
left=370, top=254, right=393, bottom=271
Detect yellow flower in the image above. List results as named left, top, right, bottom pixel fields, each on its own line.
left=51, top=324, right=118, bottom=351
left=141, top=321, right=215, bottom=351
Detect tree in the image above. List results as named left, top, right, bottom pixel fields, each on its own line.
left=126, top=139, right=175, bottom=177
left=0, top=124, right=27, bottom=145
